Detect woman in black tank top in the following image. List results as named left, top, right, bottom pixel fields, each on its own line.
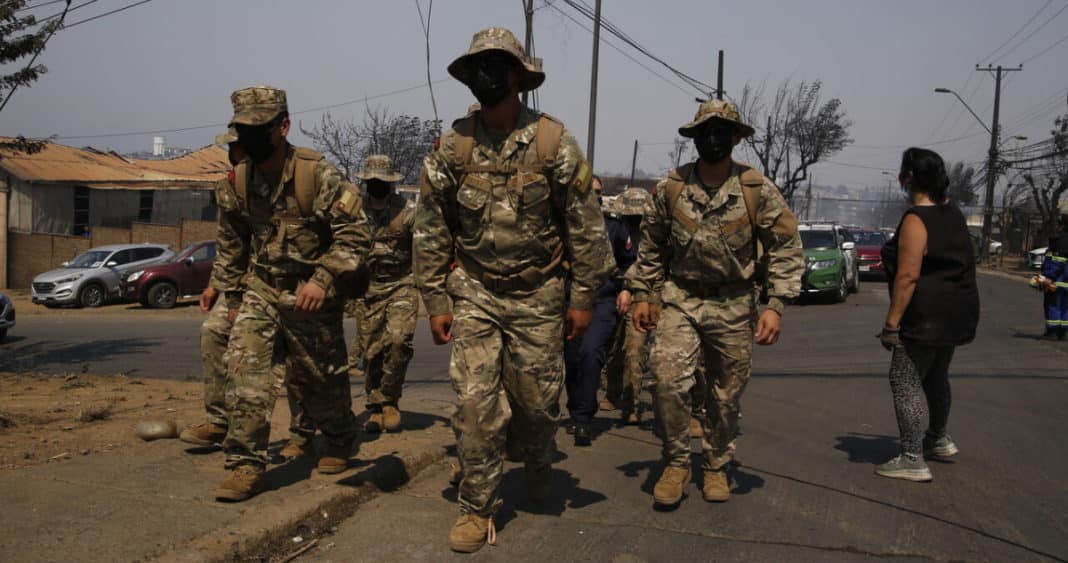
left=874, top=148, right=979, bottom=482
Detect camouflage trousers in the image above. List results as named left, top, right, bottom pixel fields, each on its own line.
left=603, top=308, right=650, bottom=415
left=448, top=267, right=564, bottom=517
left=346, top=284, right=418, bottom=408
left=650, top=281, right=755, bottom=471
left=201, top=300, right=314, bottom=443
left=223, top=287, right=357, bottom=468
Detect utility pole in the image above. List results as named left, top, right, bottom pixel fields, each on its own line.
left=586, top=0, right=602, bottom=167
left=716, top=50, right=725, bottom=100
left=976, top=64, right=1021, bottom=264
left=629, top=140, right=638, bottom=187
left=521, top=0, right=534, bottom=107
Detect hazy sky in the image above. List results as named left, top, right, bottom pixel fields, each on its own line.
left=3, top=0, right=1066, bottom=190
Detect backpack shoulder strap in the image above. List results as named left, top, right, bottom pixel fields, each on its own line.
left=232, top=160, right=251, bottom=214
left=292, top=147, right=323, bottom=217
left=737, top=164, right=764, bottom=228
left=664, top=162, right=696, bottom=232
left=449, top=115, right=477, bottom=177
left=534, top=114, right=564, bottom=167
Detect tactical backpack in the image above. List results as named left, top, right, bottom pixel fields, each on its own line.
left=661, top=161, right=766, bottom=277
left=437, top=113, right=577, bottom=285
left=231, top=147, right=322, bottom=217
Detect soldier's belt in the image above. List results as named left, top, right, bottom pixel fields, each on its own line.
left=252, top=265, right=310, bottom=293
left=670, top=277, right=753, bottom=299
left=457, top=246, right=564, bottom=294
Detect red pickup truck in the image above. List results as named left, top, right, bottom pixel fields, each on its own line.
left=123, top=241, right=216, bottom=308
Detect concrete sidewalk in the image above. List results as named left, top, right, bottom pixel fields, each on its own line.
left=0, top=385, right=455, bottom=563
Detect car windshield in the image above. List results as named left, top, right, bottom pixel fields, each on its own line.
left=67, top=250, right=111, bottom=268
left=800, top=230, right=836, bottom=249
left=853, top=231, right=886, bottom=246
left=173, top=243, right=200, bottom=262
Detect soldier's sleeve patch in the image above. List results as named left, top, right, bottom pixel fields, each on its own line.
left=333, top=184, right=362, bottom=217
left=570, top=160, right=593, bottom=193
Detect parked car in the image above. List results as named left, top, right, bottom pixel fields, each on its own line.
left=32, top=243, right=175, bottom=308
left=852, top=229, right=889, bottom=280
left=123, top=241, right=216, bottom=308
left=0, top=293, right=14, bottom=342
left=1028, top=247, right=1047, bottom=269
left=798, top=223, right=857, bottom=302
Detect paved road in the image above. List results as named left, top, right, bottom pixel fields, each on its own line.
left=4, top=274, right=1067, bottom=561
left=302, top=274, right=1062, bottom=563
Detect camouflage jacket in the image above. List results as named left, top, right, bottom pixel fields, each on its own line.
left=413, top=106, right=611, bottom=315
left=625, top=161, right=803, bottom=315
left=209, top=145, right=370, bottom=309
left=362, top=192, right=416, bottom=298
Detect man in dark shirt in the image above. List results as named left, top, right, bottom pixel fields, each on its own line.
left=564, top=177, right=634, bottom=445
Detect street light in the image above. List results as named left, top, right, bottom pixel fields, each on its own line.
left=933, top=88, right=992, bottom=134
left=933, top=87, right=999, bottom=264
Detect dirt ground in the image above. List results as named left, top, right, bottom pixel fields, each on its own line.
left=0, top=372, right=205, bottom=470
left=3, top=288, right=204, bottom=318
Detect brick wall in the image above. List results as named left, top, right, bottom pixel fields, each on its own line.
left=131, top=222, right=181, bottom=250
left=49, top=235, right=91, bottom=270
left=91, top=226, right=132, bottom=247
left=8, top=232, right=52, bottom=288
left=180, top=219, right=216, bottom=248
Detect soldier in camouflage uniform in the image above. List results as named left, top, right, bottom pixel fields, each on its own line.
left=413, top=28, right=611, bottom=553
left=181, top=129, right=316, bottom=459
left=626, top=99, right=803, bottom=506
left=211, top=86, right=371, bottom=502
left=599, top=187, right=652, bottom=426
left=344, top=155, right=418, bottom=434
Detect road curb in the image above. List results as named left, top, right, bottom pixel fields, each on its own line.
left=977, top=267, right=1033, bottom=283
left=150, top=445, right=448, bottom=563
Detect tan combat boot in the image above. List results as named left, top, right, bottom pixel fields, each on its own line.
left=624, top=411, right=640, bottom=425
left=448, top=513, right=495, bottom=553
left=599, top=398, right=618, bottom=412
left=179, top=421, right=227, bottom=446
left=449, top=463, right=462, bottom=486
left=702, top=469, right=730, bottom=502
left=526, top=463, right=553, bottom=502
left=214, top=465, right=263, bottom=502
left=317, top=443, right=352, bottom=474
left=280, top=439, right=314, bottom=459
left=364, top=412, right=383, bottom=433
left=382, top=405, right=402, bottom=432
left=653, top=465, right=691, bottom=505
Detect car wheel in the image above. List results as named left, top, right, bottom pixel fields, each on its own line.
left=849, top=267, right=860, bottom=293
left=78, top=282, right=106, bottom=308
left=147, top=281, right=178, bottom=309
left=834, top=275, right=847, bottom=303
left=0, top=328, right=6, bottom=342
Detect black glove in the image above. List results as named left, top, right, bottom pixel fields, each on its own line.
left=878, top=326, right=901, bottom=351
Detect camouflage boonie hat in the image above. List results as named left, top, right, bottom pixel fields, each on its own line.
left=678, top=99, right=755, bottom=139
left=228, top=86, right=288, bottom=127
left=448, top=27, right=545, bottom=92
left=354, top=154, right=403, bottom=183
left=214, top=127, right=238, bottom=146
left=615, top=187, right=654, bottom=216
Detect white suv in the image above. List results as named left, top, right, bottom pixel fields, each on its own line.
left=31, top=244, right=175, bottom=308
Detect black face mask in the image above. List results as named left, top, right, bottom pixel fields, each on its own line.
left=469, top=55, right=513, bottom=108
left=236, top=121, right=279, bottom=164
left=694, top=122, right=735, bottom=164
left=367, top=180, right=391, bottom=200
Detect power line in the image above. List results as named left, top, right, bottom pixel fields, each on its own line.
left=1020, top=29, right=1068, bottom=64
left=37, top=0, right=97, bottom=23
left=979, top=0, right=1052, bottom=62
left=53, top=79, right=450, bottom=140
left=994, top=1, right=1068, bottom=62
left=545, top=2, right=695, bottom=97
left=562, top=0, right=713, bottom=96
left=62, top=0, right=155, bottom=29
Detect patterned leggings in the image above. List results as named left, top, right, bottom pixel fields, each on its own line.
left=888, top=343, right=955, bottom=456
